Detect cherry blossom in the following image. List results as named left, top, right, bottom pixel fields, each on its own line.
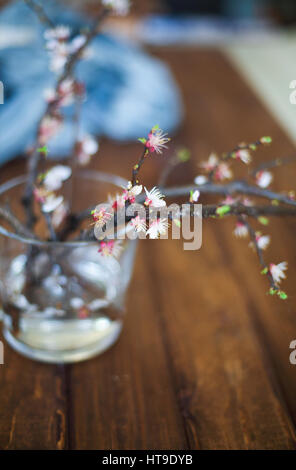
left=146, top=218, right=169, bottom=239
left=214, top=162, right=233, bottom=181
left=256, top=170, right=273, bottom=188
left=129, top=216, right=147, bottom=234
left=233, top=221, right=248, bottom=238
left=221, top=195, right=237, bottom=205
left=43, top=165, right=72, bottom=191
left=52, top=201, right=69, bottom=228
left=77, top=135, right=99, bottom=166
left=235, top=149, right=252, bottom=164
left=39, top=114, right=62, bottom=144
left=144, top=187, right=166, bottom=208
left=44, top=26, right=71, bottom=42
left=256, top=233, right=270, bottom=250
left=189, top=190, right=200, bottom=203
left=269, top=262, right=288, bottom=284
left=91, top=206, right=112, bottom=228
left=44, top=79, right=83, bottom=107
left=98, top=240, right=123, bottom=258
left=145, top=126, right=170, bottom=154
left=33, top=187, right=49, bottom=204
left=125, top=181, right=143, bottom=203
left=69, top=35, right=87, bottom=54
left=108, top=193, right=126, bottom=210
left=194, top=175, right=208, bottom=185
left=200, top=153, right=219, bottom=172
left=249, top=232, right=270, bottom=251
left=42, top=194, right=64, bottom=213
left=102, top=0, right=131, bottom=16
left=45, top=25, right=87, bottom=73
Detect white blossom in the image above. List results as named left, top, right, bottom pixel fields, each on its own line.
left=270, top=262, right=288, bottom=284
left=146, top=218, right=169, bottom=239
left=43, top=165, right=72, bottom=191
left=144, top=187, right=166, bottom=208
left=194, top=175, right=208, bottom=185
left=42, top=194, right=64, bottom=213
left=256, top=170, right=273, bottom=188
left=233, top=222, right=248, bottom=238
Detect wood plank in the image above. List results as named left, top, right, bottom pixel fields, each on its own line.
left=0, top=340, right=68, bottom=449
left=143, top=47, right=296, bottom=449
left=0, top=44, right=296, bottom=449
left=68, top=244, right=188, bottom=450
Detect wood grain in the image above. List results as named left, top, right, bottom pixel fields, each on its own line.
left=0, top=47, right=296, bottom=449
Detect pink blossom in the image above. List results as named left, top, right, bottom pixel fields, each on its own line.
left=235, top=149, right=252, bottom=164
left=39, top=114, right=62, bottom=144
left=129, top=215, right=147, bottom=234
left=92, top=206, right=112, bottom=228
left=98, top=240, right=123, bottom=258
left=214, top=163, right=233, bottom=181
left=145, top=126, right=170, bottom=154
left=200, top=153, right=218, bottom=172
left=233, top=221, right=248, bottom=238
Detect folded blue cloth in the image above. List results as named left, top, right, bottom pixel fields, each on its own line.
left=0, top=1, right=182, bottom=164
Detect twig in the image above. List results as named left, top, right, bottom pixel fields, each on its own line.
left=238, top=216, right=278, bottom=291
left=158, top=153, right=184, bottom=187
left=132, top=148, right=149, bottom=186
left=202, top=204, right=296, bottom=218
left=0, top=205, right=38, bottom=239
left=250, top=154, right=296, bottom=176
left=42, top=211, right=57, bottom=240
left=162, top=181, right=296, bottom=207
left=74, top=202, right=296, bottom=242
left=208, top=138, right=266, bottom=181
left=24, top=0, right=55, bottom=28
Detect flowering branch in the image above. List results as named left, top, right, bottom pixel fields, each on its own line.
left=6, top=1, right=292, bottom=301
left=162, top=181, right=296, bottom=207
left=236, top=216, right=288, bottom=300
left=22, top=1, right=109, bottom=230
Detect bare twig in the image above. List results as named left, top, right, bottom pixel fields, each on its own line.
left=24, top=0, right=55, bottom=28
left=132, top=148, right=149, bottom=186
left=0, top=205, right=38, bottom=239
left=250, top=154, right=296, bottom=176
left=42, top=211, right=57, bottom=240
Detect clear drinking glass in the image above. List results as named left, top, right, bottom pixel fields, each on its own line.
left=0, top=170, right=137, bottom=363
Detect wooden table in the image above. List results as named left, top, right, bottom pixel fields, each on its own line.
left=0, top=47, right=296, bottom=450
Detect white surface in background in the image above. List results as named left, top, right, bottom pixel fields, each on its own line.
left=222, top=34, right=296, bottom=144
